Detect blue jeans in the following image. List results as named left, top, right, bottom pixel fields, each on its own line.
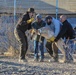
left=65, top=39, right=74, bottom=61
left=34, top=40, right=44, bottom=59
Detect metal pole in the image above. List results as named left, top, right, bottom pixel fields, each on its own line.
left=56, top=0, right=58, bottom=19
left=14, top=0, right=16, bottom=49
left=14, top=0, right=16, bottom=25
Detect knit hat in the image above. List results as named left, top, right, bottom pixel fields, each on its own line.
left=45, top=15, right=52, bottom=21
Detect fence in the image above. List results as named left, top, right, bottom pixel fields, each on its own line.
left=0, top=0, right=76, bottom=55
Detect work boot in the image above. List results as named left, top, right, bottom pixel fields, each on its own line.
left=68, top=54, right=73, bottom=61
left=48, top=57, right=58, bottom=62
left=39, top=58, right=44, bottom=62
left=54, top=57, right=58, bottom=62
left=58, top=57, right=67, bottom=63
left=19, top=58, right=27, bottom=63
left=33, top=58, right=38, bottom=62
left=58, top=59, right=66, bottom=63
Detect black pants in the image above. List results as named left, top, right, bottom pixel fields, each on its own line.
left=46, top=42, right=58, bottom=61
left=14, top=29, right=28, bottom=59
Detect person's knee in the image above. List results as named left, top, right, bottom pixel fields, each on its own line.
left=46, top=42, right=52, bottom=49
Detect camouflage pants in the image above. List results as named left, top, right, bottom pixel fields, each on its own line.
left=55, top=39, right=66, bottom=61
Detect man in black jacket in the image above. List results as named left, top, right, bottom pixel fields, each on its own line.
left=55, top=15, right=74, bottom=41
left=14, top=8, right=35, bottom=62
left=55, top=15, right=74, bottom=62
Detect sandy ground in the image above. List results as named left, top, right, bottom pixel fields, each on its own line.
left=0, top=53, right=76, bottom=75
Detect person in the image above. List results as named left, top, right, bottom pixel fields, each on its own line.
left=45, top=15, right=60, bottom=62
left=54, top=15, right=75, bottom=62
left=74, top=26, right=76, bottom=38
left=31, top=14, right=46, bottom=62
left=14, top=8, right=35, bottom=62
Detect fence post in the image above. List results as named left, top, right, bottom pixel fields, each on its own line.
left=14, top=0, right=16, bottom=25
left=56, top=0, right=58, bottom=19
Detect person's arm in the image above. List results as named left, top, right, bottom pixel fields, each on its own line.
left=31, top=22, right=38, bottom=30
left=55, top=24, right=67, bottom=42
left=42, top=21, right=46, bottom=27
left=19, top=14, right=28, bottom=26
left=20, top=14, right=34, bottom=26
left=54, top=20, right=60, bottom=37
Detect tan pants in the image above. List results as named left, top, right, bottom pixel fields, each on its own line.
left=55, top=39, right=66, bottom=61
left=46, top=41, right=58, bottom=61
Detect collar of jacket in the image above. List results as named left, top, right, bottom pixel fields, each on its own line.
left=63, top=20, right=68, bottom=25
left=36, top=20, right=43, bottom=24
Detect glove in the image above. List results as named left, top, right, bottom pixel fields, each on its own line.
left=47, top=36, right=55, bottom=42
left=27, top=18, right=34, bottom=24
left=54, top=38, right=58, bottom=42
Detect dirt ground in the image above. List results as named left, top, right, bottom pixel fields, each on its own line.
left=0, top=53, right=76, bottom=75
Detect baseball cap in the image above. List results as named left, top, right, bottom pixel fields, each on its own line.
left=36, top=14, right=42, bottom=19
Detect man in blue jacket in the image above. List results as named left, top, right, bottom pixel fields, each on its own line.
left=45, top=15, right=61, bottom=62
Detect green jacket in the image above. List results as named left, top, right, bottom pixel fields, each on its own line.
left=31, top=20, right=46, bottom=41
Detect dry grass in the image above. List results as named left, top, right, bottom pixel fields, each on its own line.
left=4, top=46, right=19, bottom=57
